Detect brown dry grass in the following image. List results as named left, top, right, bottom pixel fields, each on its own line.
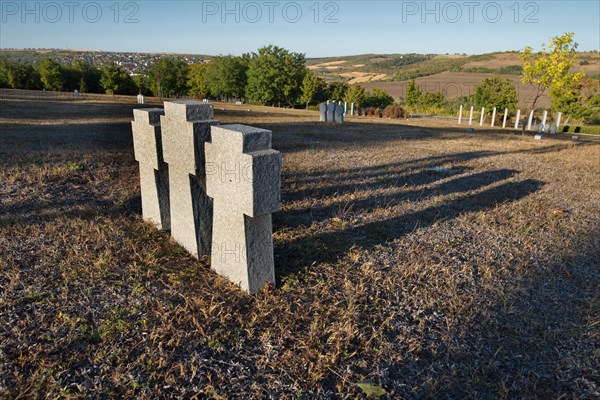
left=1, top=98, right=599, bottom=399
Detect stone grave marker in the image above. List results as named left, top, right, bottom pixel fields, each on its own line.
left=320, top=103, right=327, bottom=122
left=334, top=103, right=344, bottom=123
left=326, top=103, right=335, bottom=122
left=205, top=124, right=281, bottom=294
left=161, top=101, right=219, bottom=258
left=132, top=108, right=170, bottom=230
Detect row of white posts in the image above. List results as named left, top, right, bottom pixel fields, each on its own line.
left=457, top=105, right=562, bottom=132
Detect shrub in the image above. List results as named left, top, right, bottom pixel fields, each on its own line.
left=383, top=105, right=408, bottom=119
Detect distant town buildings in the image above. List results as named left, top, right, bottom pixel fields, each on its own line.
left=1, top=49, right=211, bottom=74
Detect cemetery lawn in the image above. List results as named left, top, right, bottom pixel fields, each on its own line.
left=1, top=98, right=599, bottom=399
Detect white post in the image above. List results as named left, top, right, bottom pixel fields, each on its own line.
left=458, top=104, right=463, bottom=124
left=502, top=108, right=508, bottom=128
left=556, top=112, right=562, bottom=130
left=527, top=110, right=534, bottom=131
left=351, top=102, right=355, bottom=116
left=479, top=107, right=485, bottom=126
left=514, top=109, right=521, bottom=129
left=344, top=102, right=348, bottom=114
left=469, top=106, right=474, bottom=125
left=491, top=107, right=497, bottom=127
left=541, top=110, right=548, bottom=130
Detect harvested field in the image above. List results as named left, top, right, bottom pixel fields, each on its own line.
left=361, top=72, right=553, bottom=108
left=1, top=97, right=599, bottom=398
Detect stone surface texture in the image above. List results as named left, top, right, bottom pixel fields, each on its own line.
left=161, top=101, right=219, bottom=258
left=132, top=108, right=170, bottom=230
left=205, top=124, right=281, bottom=294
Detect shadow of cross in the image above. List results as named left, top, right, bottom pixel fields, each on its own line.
left=131, top=108, right=170, bottom=230
left=206, top=124, right=282, bottom=294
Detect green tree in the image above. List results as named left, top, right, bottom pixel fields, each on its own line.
left=405, top=80, right=422, bottom=108
left=204, top=55, right=249, bottom=100
left=149, top=57, right=190, bottom=97
left=132, top=74, right=151, bottom=96
left=72, top=61, right=101, bottom=93
left=364, top=88, right=394, bottom=108
left=188, top=63, right=209, bottom=98
left=35, top=58, right=63, bottom=91
left=473, top=77, right=518, bottom=115
left=418, top=92, right=446, bottom=108
left=100, top=64, right=136, bottom=95
left=300, top=72, right=327, bottom=108
left=327, top=81, right=349, bottom=101
left=343, top=84, right=368, bottom=108
left=1, top=60, right=40, bottom=89
left=246, top=45, right=306, bottom=106
left=521, top=32, right=585, bottom=118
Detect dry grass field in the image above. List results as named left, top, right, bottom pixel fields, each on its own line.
left=1, top=96, right=599, bottom=398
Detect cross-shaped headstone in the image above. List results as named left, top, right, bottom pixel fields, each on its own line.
left=334, top=103, right=344, bottom=123
left=161, top=101, right=219, bottom=258
left=326, top=103, right=335, bottom=122
left=320, top=103, right=327, bottom=122
left=205, top=124, right=282, bottom=294
left=132, top=108, right=170, bottom=230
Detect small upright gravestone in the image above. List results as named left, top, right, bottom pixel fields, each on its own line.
left=326, top=102, right=335, bottom=122
left=132, top=108, right=170, bottom=230
left=161, top=101, right=219, bottom=258
left=205, top=125, right=281, bottom=294
left=320, top=103, right=327, bottom=122
left=334, top=104, right=344, bottom=124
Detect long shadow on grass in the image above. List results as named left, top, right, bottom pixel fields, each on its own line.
left=275, top=178, right=544, bottom=276
left=279, top=169, right=518, bottom=229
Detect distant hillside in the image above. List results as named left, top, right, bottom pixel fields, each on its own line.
left=307, top=51, right=600, bottom=84
left=306, top=51, right=599, bottom=108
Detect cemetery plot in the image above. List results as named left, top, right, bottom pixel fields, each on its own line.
left=1, top=99, right=599, bottom=399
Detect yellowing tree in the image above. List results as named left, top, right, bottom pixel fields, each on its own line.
left=521, top=32, right=585, bottom=116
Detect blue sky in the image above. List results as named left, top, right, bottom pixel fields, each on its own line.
left=1, top=1, right=599, bottom=57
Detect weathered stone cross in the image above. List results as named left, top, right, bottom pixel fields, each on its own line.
left=161, top=101, right=219, bottom=258
left=205, top=124, right=281, bottom=293
left=131, top=108, right=170, bottom=230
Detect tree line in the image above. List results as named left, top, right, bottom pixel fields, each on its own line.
left=0, top=45, right=399, bottom=109
left=1, top=36, right=597, bottom=123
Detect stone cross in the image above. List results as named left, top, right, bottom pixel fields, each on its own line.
left=320, top=103, right=327, bottom=122
left=205, top=124, right=282, bottom=294
left=132, top=108, right=170, bottom=230
left=326, top=103, right=335, bottom=122
left=334, top=103, right=344, bottom=124
left=161, top=101, right=219, bottom=258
